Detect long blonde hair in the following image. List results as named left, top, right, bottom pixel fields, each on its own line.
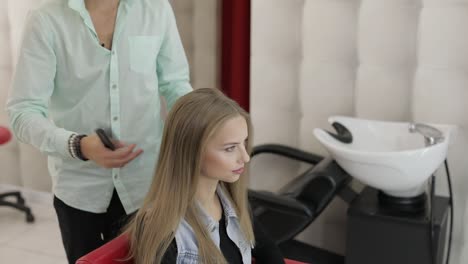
left=124, top=88, right=255, bottom=264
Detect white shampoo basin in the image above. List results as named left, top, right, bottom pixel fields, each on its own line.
left=313, top=116, right=452, bottom=197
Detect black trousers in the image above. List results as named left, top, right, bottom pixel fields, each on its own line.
left=53, top=190, right=135, bottom=264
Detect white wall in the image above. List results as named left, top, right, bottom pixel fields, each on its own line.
left=251, top=0, right=467, bottom=262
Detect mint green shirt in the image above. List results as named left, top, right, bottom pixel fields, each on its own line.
left=6, top=0, right=192, bottom=213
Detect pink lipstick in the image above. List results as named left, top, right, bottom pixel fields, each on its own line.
left=233, top=167, right=244, bottom=174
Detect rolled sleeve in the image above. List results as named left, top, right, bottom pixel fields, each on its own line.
left=156, top=0, right=192, bottom=110
left=6, top=11, right=74, bottom=158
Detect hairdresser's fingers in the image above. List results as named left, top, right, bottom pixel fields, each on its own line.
left=113, top=140, right=127, bottom=149
left=110, top=144, right=137, bottom=159
left=82, top=135, right=143, bottom=168
left=123, top=147, right=144, bottom=162
left=109, top=148, right=144, bottom=168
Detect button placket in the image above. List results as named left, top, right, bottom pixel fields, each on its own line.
left=109, top=49, right=121, bottom=139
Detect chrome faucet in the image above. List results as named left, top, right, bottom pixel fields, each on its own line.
left=409, top=123, right=444, bottom=146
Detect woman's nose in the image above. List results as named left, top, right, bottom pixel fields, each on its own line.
left=240, top=147, right=250, bottom=163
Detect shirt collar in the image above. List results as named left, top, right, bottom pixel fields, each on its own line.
left=68, top=0, right=134, bottom=13
left=67, top=0, right=86, bottom=14
left=195, top=185, right=239, bottom=231
left=216, top=185, right=239, bottom=219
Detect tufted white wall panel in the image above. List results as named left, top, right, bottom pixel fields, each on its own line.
left=299, top=0, right=358, bottom=157
left=355, top=0, right=420, bottom=121
left=413, top=1, right=468, bottom=262
left=250, top=0, right=305, bottom=191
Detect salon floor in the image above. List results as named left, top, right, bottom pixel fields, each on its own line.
left=0, top=185, right=67, bottom=264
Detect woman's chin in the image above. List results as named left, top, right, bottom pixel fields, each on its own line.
left=222, top=174, right=240, bottom=183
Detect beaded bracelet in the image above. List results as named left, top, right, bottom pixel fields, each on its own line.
left=75, top=135, right=88, bottom=161
left=68, top=134, right=88, bottom=161
left=68, top=134, right=78, bottom=158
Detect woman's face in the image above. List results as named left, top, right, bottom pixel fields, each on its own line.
left=200, top=115, right=250, bottom=183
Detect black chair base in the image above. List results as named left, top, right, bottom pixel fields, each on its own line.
left=0, top=191, right=35, bottom=223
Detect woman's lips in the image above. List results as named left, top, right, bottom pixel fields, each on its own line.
left=232, top=167, right=244, bottom=174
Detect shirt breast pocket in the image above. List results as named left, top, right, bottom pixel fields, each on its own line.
left=128, top=36, right=161, bottom=74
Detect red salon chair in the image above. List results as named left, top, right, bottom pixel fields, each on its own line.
left=0, top=126, right=35, bottom=222
left=76, top=233, right=309, bottom=264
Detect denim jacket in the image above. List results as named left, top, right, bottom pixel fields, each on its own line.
left=173, top=186, right=252, bottom=263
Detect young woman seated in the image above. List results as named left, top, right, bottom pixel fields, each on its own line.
left=124, top=88, right=285, bottom=263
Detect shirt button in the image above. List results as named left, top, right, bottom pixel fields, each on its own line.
left=111, top=51, right=115, bottom=55
left=112, top=84, right=117, bottom=89
left=113, top=174, right=118, bottom=179
left=113, top=116, right=118, bottom=121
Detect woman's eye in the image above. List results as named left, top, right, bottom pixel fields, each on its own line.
left=225, top=146, right=236, bottom=152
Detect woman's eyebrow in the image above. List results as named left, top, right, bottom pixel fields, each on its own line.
left=223, top=142, right=240, bottom=146
left=223, top=137, right=248, bottom=146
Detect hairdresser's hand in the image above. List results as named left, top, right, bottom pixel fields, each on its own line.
left=80, top=134, right=144, bottom=168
